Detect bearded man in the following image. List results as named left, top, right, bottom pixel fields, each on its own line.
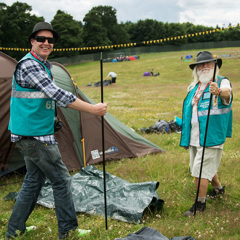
left=180, top=51, right=233, bottom=216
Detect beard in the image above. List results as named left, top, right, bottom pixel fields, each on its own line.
left=197, top=68, right=214, bottom=84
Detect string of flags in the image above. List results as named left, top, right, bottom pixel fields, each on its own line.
left=0, top=24, right=239, bottom=52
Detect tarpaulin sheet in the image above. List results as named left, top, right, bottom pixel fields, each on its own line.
left=115, top=227, right=169, bottom=240
left=114, top=226, right=197, bottom=240
left=37, top=165, right=164, bottom=223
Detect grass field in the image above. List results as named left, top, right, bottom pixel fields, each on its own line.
left=0, top=47, right=239, bottom=239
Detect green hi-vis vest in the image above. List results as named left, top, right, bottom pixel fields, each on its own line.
left=8, top=52, right=55, bottom=136
left=180, top=76, right=233, bottom=147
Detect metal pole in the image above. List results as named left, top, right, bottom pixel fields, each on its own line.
left=194, top=62, right=217, bottom=216
left=100, top=52, right=108, bottom=229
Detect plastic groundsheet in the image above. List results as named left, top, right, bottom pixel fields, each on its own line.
left=37, top=165, right=164, bottom=223
left=4, top=165, right=164, bottom=223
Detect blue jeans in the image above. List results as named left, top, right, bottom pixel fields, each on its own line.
left=6, top=138, right=78, bottom=239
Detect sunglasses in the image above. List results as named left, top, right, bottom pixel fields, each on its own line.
left=34, top=36, right=56, bottom=44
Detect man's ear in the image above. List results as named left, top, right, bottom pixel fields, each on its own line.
left=30, top=38, right=35, bottom=45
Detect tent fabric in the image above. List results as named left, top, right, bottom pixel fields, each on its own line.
left=54, top=108, right=82, bottom=170
left=143, top=72, right=151, bottom=76
left=129, top=56, right=136, bottom=61
left=115, top=227, right=169, bottom=240
left=0, top=53, right=165, bottom=177
left=114, top=227, right=197, bottom=240
left=185, top=55, right=193, bottom=59
left=36, top=165, right=164, bottom=223
left=50, top=62, right=84, bottom=169
left=0, top=52, right=19, bottom=173
left=81, top=111, right=164, bottom=165
left=170, top=237, right=197, bottom=240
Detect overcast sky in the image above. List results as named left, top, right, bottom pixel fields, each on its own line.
left=2, top=0, right=240, bottom=28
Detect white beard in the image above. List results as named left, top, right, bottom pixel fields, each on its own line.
left=197, top=68, right=214, bottom=84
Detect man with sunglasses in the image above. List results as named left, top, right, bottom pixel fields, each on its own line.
left=6, top=22, right=108, bottom=239
left=180, top=51, right=232, bottom=216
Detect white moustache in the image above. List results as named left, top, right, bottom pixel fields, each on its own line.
left=201, top=68, right=210, bottom=72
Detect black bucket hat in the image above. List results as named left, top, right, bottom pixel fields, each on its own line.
left=28, top=22, right=58, bottom=44
left=189, top=51, right=222, bottom=70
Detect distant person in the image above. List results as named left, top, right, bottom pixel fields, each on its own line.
left=152, top=72, right=160, bottom=76
left=6, top=22, right=108, bottom=239
left=104, top=72, right=117, bottom=85
left=150, top=69, right=159, bottom=76
left=180, top=51, right=232, bottom=216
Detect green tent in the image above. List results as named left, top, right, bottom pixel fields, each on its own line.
left=0, top=53, right=165, bottom=177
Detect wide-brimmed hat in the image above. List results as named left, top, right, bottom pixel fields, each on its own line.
left=28, top=22, right=58, bottom=44
left=189, top=51, right=222, bottom=70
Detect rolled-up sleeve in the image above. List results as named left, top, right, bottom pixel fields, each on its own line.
left=220, top=79, right=232, bottom=105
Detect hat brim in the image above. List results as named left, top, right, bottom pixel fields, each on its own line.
left=189, top=58, right=222, bottom=70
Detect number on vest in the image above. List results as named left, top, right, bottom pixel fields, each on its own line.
left=46, top=100, right=55, bottom=109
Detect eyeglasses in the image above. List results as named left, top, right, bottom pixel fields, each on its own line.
left=34, top=36, right=56, bottom=44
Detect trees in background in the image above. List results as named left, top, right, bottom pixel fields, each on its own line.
left=0, top=2, right=239, bottom=59
left=0, top=2, right=43, bottom=59
left=51, top=10, right=83, bottom=57
left=82, top=6, right=129, bottom=47
left=82, top=8, right=111, bottom=47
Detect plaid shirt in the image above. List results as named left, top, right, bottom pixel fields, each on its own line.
left=11, top=51, right=77, bottom=144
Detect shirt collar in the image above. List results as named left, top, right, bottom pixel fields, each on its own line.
left=32, top=50, right=52, bottom=70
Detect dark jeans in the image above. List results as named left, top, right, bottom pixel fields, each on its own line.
left=6, top=138, right=78, bottom=239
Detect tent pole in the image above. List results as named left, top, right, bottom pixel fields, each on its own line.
left=100, top=52, right=108, bottom=229
left=194, top=62, right=217, bottom=216
left=81, top=138, right=86, bottom=167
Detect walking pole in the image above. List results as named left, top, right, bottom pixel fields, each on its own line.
left=100, top=52, right=108, bottom=229
left=194, top=61, right=217, bottom=216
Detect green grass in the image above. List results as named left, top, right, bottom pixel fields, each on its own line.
left=0, top=47, right=240, bottom=240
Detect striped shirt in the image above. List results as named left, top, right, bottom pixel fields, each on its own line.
left=11, top=51, right=77, bottom=144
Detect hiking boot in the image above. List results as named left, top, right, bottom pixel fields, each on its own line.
left=184, top=201, right=206, bottom=217
left=208, top=186, right=225, bottom=198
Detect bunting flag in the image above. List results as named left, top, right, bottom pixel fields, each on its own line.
left=0, top=24, right=239, bottom=52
